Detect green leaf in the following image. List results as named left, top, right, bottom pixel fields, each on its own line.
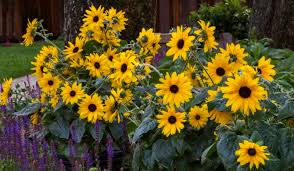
left=216, top=132, right=243, bottom=170
left=132, top=144, right=142, bottom=171
left=70, top=119, right=86, bottom=143
left=132, top=118, right=157, bottom=143
left=152, top=139, right=176, bottom=168
left=13, top=102, right=41, bottom=116
left=83, top=40, right=102, bottom=56
left=48, top=116, right=69, bottom=139
left=143, top=150, right=155, bottom=169
left=89, top=122, right=105, bottom=142
left=201, top=142, right=216, bottom=165
left=278, top=127, right=294, bottom=170
left=170, top=137, right=188, bottom=155
left=143, top=105, right=153, bottom=118
left=109, top=123, right=123, bottom=141
left=277, top=100, right=294, bottom=120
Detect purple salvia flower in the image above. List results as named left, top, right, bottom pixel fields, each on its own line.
left=59, top=159, right=66, bottom=171
left=82, top=144, right=93, bottom=169
left=69, top=138, right=76, bottom=157
left=40, top=140, right=49, bottom=170
left=70, top=123, right=77, bottom=143
left=50, top=142, right=59, bottom=168
left=31, top=138, right=39, bottom=169
left=107, top=135, right=114, bottom=171
left=8, top=97, right=14, bottom=111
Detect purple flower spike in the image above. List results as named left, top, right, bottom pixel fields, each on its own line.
left=107, top=135, right=113, bottom=171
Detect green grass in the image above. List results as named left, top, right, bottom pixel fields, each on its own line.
left=0, top=40, right=64, bottom=80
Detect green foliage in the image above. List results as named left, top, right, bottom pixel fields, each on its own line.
left=189, top=0, right=251, bottom=39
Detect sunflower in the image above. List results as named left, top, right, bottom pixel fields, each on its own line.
left=104, top=48, right=119, bottom=66
left=0, top=78, right=13, bottom=106
left=156, top=106, right=186, bottom=137
left=184, top=64, right=202, bottom=87
left=239, top=65, right=256, bottom=78
left=49, top=93, right=59, bottom=109
left=206, top=53, right=232, bottom=84
left=235, top=140, right=270, bottom=169
left=109, top=51, right=138, bottom=86
left=105, top=7, right=128, bottom=32
left=195, top=20, right=218, bottom=53
left=93, top=29, right=121, bottom=47
left=166, top=26, right=195, bottom=61
left=61, top=82, right=85, bottom=105
left=79, top=24, right=98, bottom=41
left=31, top=46, right=59, bottom=79
left=22, top=18, right=38, bottom=46
left=104, top=95, right=121, bottom=123
left=78, top=94, right=104, bottom=123
left=221, top=74, right=267, bottom=115
left=111, top=88, right=133, bottom=105
left=137, top=28, right=158, bottom=55
left=257, top=56, right=276, bottom=81
left=148, top=33, right=161, bottom=56
left=188, top=104, right=209, bottom=129
left=220, top=43, right=247, bottom=71
left=38, top=73, right=61, bottom=95
left=209, top=109, right=232, bottom=125
left=30, top=112, right=39, bottom=125
left=156, top=72, right=192, bottom=107
left=64, top=37, right=85, bottom=61
left=83, top=5, right=105, bottom=27
left=85, top=53, right=110, bottom=77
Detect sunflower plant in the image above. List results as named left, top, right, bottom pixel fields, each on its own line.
left=7, top=4, right=294, bottom=170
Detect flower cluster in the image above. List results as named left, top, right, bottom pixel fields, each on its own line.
left=13, top=5, right=291, bottom=171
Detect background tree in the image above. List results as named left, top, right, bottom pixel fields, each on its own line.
left=64, top=0, right=156, bottom=42
left=249, top=0, right=294, bottom=50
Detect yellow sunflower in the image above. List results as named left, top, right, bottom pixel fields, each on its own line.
left=93, top=29, right=121, bottom=47
left=257, top=56, right=276, bottom=81
left=137, top=28, right=158, bottom=55
left=49, top=93, right=59, bottom=109
left=38, top=73, right=61, bottom=95
left=156, top=72, right=192, bottom=107
left=104, top=95, right=121, bottom=123
left=0, top=78, right=13, bottom=106
left=206, top=53, right=232, bottom=84
left=184, top=64, right=202, bottom=87
left=105, top=7, right=128, bottom=32
left=188, top=104, right=209, bottom=129
left=83, top=5, right=105, bottom=27
left=166, top=26, right=195, bottom=61
left=104, top=48, right=119, bottom=66
left=111, top=88, right=133, bottom=105
left=239, top=65, right=257, bottom=78
left=31, top=46, right=59, bottom=79
left=148, top=33, right=161, bottom=55
left=156, top=106, right=186, bottom=137
left=109, top=51, right=138, bottom=86
left=209, top=109, right=232, bottom=125
left=195, top=20, right=218, bottom=53
left=22, top=18, right=38, bottom=46
left=207, top=89, right=219, bottom=102
left=220, top=43, right=247, bottom=71
left=221, top=74, right=267, bottom=115
left=235, top=140, right=270, bottom=169
left=30, top=112, right=40, bottom=125
left=78, top=94, right=104, bottom=123
left=79, top=24, right=98, bottom=41
left=85, top=53, right=110, bottom=77
left=64, top=37, right=84, bottom=61
left=61, top=82, right=85, bottom=105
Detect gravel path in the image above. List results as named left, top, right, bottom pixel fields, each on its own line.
left=12, top=75, right=37, bottom=89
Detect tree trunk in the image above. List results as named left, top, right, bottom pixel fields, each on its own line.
left=249, top=0, right=294, bottom=50
left=64, top=0, right=156, bottom=43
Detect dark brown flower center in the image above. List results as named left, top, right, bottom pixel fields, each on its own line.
left=169, top=85, right=179, bottom=93
left=40, top=66, right=45, bottom=73
left=195, top=115, right=201, bottom=120
left=247, top=148, right=256, bottom=156
left=229, top=54, right=237, bottom=62
left=121, top=63, right=128, bottom=73
left=108, top=56, right=113, bottom=61
left=93, top=16, right=99, bottom=22
left=94, top=62, right=100, bottom=69
left=191, top=72, right=196, bottom=80
left=48, top=80, right=54, bottom=86
left=177, top=39, right=185, bottom=49
left=141, top=36, right=148, bottom=43
left=70, top=91, right=76, bottom=97
left=216, top=67, right=225, bottom=76
left=257, top=68, right=262, bottom=74
left=239, top=86, right=251, bottom=98
left=168, top=116, right=177, bottom=124
left=88, top=104, right=97, bottom=112
left=73, top=47, right=79, bottom=53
